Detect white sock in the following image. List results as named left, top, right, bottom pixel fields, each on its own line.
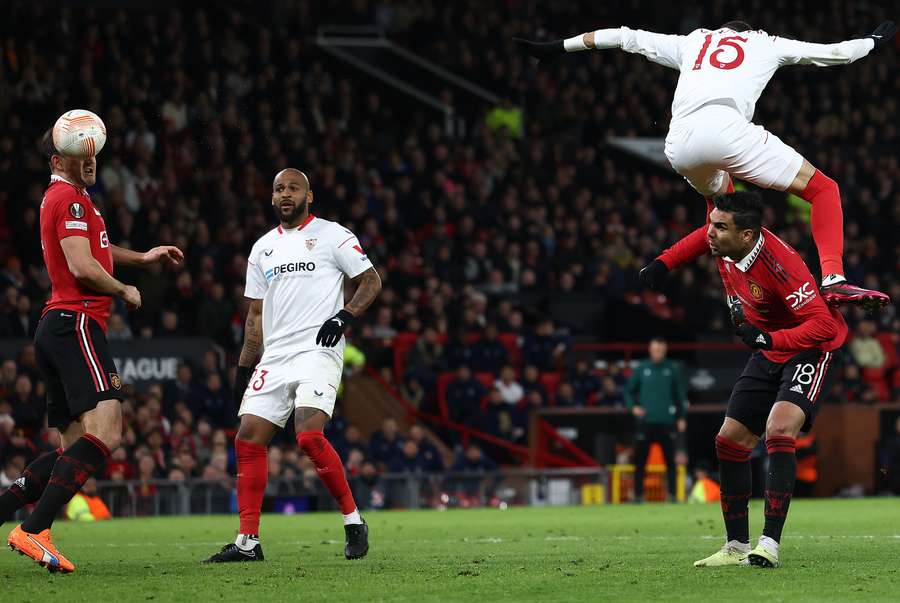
left=235, top=533, right=259, bottom=551
left=343, top=509, right=362, bottom=525
left=757, top=535, right=780, bottom=555
left=821, top=273, right=846, bottom=286
left=726, top=539, right=750, bottom=553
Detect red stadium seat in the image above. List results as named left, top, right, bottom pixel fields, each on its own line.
left=539, top=372, right=562, bottom=406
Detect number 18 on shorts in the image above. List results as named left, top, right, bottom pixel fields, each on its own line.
left=238, top=350, right=343, bottom=426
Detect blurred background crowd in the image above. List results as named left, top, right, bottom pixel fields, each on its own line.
left=1, top=0, right=900, bottom=504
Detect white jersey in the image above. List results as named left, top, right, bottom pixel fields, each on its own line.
left=244, top=215, right=373, bottom=360
left=618, top=26, right=875, bottom=121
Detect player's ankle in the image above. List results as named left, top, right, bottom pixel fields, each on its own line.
left=343, top=509, right=362, bottom=525
left=235, top=533, right=260, bottom=550
left=821, top=273, right=846, bottom=286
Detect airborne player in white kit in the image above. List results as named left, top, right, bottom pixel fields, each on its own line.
left=515, top=20, right=896, bottom=310
left=204, top=168, right=381, bottom=563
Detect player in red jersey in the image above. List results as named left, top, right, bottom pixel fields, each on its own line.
left=3, top=125, right=182, bottom=573
left=688, top=192, right=846, bottom=568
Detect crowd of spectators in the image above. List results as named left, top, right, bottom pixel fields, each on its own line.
left=1, top=0, right=900, bottom=495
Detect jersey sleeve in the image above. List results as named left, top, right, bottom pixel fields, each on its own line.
left=765, top=243, right=841, bottom=351
left=773, top=36, right=874, bottom=67
left=51, top=197, right=91, bottom=240
left=244, top=244, right=268, bottom=300
left=331, top=227, right=374, bottom=279
left=620, top=27, right=685, bottom=70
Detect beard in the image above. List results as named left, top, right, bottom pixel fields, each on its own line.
left=273, top=200, right=308, bottom=225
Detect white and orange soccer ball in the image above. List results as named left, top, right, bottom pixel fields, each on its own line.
left=52, top=109, right=107, bottom=158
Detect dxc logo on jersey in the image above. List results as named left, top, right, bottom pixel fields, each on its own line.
left=265, top=260, right=316, bottom=281
left=786, top=282, right=815, bottom=310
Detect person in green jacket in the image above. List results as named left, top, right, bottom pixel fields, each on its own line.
left=625, top=337, right=687, bottom=502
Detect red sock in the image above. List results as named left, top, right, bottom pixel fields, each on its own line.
left=297, top=431, right=357, bottom=514
left=235, top=439, right=268, bottom=535
left=798, top=169, right=843, bottom=276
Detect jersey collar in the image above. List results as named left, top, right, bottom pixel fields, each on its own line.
left=50, top=174, right=88, bottom=196
left=734, top=232, right=765, bottom=272
left=277, top=213, right=315, bottom=234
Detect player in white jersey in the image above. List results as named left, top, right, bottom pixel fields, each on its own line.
left=514, top=20, right=896, bottom=310
left=204, top=169, right=382, bottom=564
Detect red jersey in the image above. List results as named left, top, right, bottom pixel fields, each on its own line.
left=721, top=228, right=847, bottom=363
left=40, top=175, right=114, bottom=331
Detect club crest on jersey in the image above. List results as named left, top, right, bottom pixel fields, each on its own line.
left=109, top=373, right=122, bottom=389
left=306, top=238, right=317, bottom=251
left=748, top=281, right=764, bottom=300
left=69, top=202, right=85, bottom=218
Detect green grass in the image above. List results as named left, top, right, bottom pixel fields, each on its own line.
left=2, top=499, right=899, bottom=602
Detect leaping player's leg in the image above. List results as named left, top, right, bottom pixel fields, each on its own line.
left=785, top=161, right=889, bottom=309
left=295, top=407, right=368, bottom=560
left=0, top=450, right=61, bottom=528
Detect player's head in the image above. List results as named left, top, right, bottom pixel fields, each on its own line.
left=721, top=20, right=752, bottom=32
left=708, top=192, right=763, bottom=259
left=649, top=336, right=668, bottom=362
left=272, top=168, right=313, bottom=226
left=40, top=127, right=97, bottom=188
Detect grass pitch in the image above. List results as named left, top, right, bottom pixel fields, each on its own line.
left=2, top=498, right=898, bottom=602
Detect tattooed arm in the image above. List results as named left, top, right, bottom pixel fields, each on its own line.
left=238, top=299, right=264, bottom=368
left=344, top=267, right=382, bottom=317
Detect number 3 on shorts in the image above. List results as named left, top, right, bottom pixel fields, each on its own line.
left=251, top=369, right=268, bottom=391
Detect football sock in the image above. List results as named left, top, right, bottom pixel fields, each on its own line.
left=798, top=169, right=843, bottom=277
left=657, top=181, right=734, bottom=271
left=235, top=439, right=268, bottom=536
left=297, top=431, right=358, bottom=515
left=235, top=533, right=260, bottom=551
left=763, top=435, right=796, bottom=543
left=716, top=435, right=752, bottom=544
left=21, top=435, right=109, bottom=533
left=343, top=509, right=362, bottom=526
left=0, top=448, right=61, bottom=526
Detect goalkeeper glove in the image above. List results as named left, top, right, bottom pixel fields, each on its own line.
left=868, top=21, right=896, bottom=49
left=736, top=323, right=773, bottom=350
left=512, top=37, right=565, bottom=63
left=639, top=259, right=669, bottom=290
left=317, top=309, right=355, bottom=348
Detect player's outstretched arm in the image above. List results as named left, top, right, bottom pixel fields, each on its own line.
left=60, top=236, right=141, bottom=308
left=111, top=243, right=184, bottom=268
left=514, top=27, right=684, bottom=69
left=776, top=21, right=896, bottom=67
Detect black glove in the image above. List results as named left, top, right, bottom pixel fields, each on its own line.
left=234, top=365, right=253, bottom=407
left=316, top=309, right=355, bottom=348
left=512, top=37, right=566, bottom=63
left=736, top=323, right=773, bottom=350
left=727, top=295, right=746, bottom=327
left=868, top=21, right=897, bottom=49
left=639, top=259, right=669, bottom=290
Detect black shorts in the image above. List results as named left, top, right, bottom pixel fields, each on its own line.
left=726, top=348, right=842, bottom=436
left=34, top=310, right=125, bottom=429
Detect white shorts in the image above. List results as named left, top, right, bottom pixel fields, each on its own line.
left=238, top=349, right=343, bottom=428
left=665, top=103, right=804, bottom=196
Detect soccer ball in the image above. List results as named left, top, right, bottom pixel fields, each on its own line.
left=52, top=109, right=107, bottom=158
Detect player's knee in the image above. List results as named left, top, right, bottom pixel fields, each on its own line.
left=764, top=420, right=799, bottom=439
left=297, top=430, right=326, bottom=456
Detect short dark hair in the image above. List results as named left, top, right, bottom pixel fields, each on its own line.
left=713, top=191, right=763, bottom=233
left=39, top=127, right=58, bottom=162
left=722, top=20, right=752, bottom=32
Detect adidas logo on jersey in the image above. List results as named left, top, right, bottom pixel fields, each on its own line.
left=790, top=384, right=804, bottom=394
